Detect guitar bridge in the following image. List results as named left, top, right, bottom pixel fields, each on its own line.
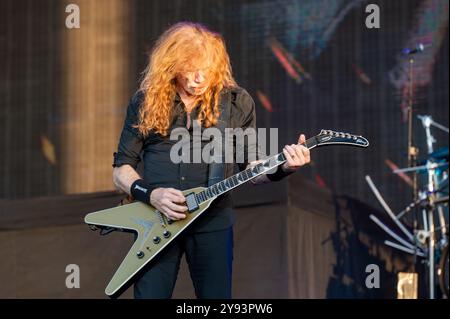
left=185, top=192, right=199, bottom=213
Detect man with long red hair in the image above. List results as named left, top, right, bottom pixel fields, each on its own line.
left=112, top=22, right=310, bottom=299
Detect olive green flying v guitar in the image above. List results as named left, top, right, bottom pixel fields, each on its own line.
left=84, top=129, right=369, bottom=297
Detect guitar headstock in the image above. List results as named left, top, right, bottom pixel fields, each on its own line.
left=315, top=129, right=369, bottom=148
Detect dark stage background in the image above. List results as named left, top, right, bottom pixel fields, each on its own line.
left=1, top=0, right=448, bottom=212
left=0, top=0, right=448, bottom=298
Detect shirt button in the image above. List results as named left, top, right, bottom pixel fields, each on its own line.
left=181, top=176, right=186, bottom=181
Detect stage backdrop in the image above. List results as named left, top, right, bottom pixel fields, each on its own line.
left=0, top=0, right=448, bottom=215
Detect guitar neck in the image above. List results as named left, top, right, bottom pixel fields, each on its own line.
left=194, top=136, right=319, bottom=204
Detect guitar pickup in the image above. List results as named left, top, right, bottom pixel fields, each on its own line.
left=185, top=192, right=199, bottom=213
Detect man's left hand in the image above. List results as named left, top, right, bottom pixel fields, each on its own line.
left=281, top=134, right=311, bottom=172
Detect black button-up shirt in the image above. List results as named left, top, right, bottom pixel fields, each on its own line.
left=113, top=87, right=258, bottom=232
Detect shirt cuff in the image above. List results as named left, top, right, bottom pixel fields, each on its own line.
left=112, top=152, right=140, bottom=169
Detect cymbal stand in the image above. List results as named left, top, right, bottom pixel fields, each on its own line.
left=417, top=115, right=449, bottom=299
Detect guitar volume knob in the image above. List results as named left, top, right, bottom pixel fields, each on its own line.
left=136, top=251, right=145, bottom=259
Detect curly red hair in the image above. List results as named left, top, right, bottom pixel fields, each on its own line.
left=137, top=22, right=237, bottom=137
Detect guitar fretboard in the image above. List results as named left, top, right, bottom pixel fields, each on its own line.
left=195, top=136, right=317, bottom=204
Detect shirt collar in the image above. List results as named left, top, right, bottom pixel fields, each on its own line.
left=174, top=92, right=182, bottom=103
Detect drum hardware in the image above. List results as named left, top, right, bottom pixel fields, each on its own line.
left=366, top=114, right=448, bottom=299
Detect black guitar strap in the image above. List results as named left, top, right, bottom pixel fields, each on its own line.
left=207, top=89, right=232, bottom=187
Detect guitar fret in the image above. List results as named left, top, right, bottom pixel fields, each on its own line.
left=198, top=161, right=279, bottom=204
left=198, top=141, right=312, bottom=204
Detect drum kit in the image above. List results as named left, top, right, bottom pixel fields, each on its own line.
left=365, top=49, right=448, bottom=298
left=366, top=115, right=449, bottom=299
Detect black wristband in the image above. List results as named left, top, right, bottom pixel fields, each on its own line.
left=267, top=165, right=294, bottom=182
left=130, top=179, right=154, bottom=204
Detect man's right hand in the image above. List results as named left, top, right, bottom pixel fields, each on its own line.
left=150, top=188, right=188, bottom=220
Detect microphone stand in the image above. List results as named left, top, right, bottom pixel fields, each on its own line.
left=406, top=57, right=422, bottom=291
left=407, top=58, right=419, bottom=202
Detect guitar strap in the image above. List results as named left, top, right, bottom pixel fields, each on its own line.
left=207, top=89, right=232, bottom=187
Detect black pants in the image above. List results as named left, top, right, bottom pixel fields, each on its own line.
left=134, top=227, right=234, bottom=299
